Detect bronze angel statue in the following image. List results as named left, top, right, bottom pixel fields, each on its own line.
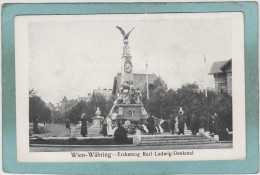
left=116, top=26, right=135, bottom=40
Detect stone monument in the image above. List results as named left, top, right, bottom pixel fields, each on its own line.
left=108, top=26, right=149, bottom=125
left=92, top=107, right=104, bottom=128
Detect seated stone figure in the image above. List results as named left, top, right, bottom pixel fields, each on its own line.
left=116, top=92, right=123, bottom=104
left=135, top=88, right=142, bottom=104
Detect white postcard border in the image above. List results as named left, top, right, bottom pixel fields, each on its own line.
left=15, top=13, right=245, bottom=162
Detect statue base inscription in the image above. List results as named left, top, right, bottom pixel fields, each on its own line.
left=109, top=104, right=148, bottom=125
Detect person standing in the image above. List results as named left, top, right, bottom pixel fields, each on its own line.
left=33, top=115, right=40, bottom=134
left=65, top=119, right=71, bottom=133
left=107, top=115, right=113, bottom=137
left=114, top=123, right=128, bottom=144
left=81, top=113, right=88, bottom=137
left=147, top=114, right=155, bottom=135
left=213, top=113, right=221, bottom=134
left=170, top=114, right=176, bottom=134
left=101, top=116, right=108, bottom=136
left=208, top=114, right=214, bottom=134
left=190, top=114, right=199, bottom=135
left=174, top=116, right=179, bottom=134
left=178, top=110, right=186, bottom=135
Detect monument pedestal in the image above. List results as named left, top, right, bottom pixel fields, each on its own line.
left=110, top=104, right=148, bottom=125
left=92, top=116, right=104, bottom=128
left=89, top=107, right=104, bottom=136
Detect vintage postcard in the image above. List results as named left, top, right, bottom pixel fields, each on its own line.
left=14, top=12, right=246, bottom=162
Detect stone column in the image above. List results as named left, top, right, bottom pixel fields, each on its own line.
left=121, top=39, right=134, bottom=84
left=92, top=107, right=104, bottom=128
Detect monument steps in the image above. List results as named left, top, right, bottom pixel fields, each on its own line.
left=141, top=136, right=209, bottom=141
left=184, top=131, right=192, bottom=135
left=140, top=141, right=215, bottom=146
left=70, top=133, right=103, bottom=137
left=140, top=134, right=215, bottom=146
left=140, top=140, right=215, bottom=144
left=143, top=137, right=208, bottom=141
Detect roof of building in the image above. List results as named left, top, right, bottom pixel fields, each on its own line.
left=116, top=73, right=157, bottom=88
left=112, top=73, right=158, bottom=95
left=209, top=59, right=231, bottom=75
left=220, top=59, right=232, bottom=71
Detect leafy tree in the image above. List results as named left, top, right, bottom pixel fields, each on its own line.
left=52, top=111, right=66, bottom=123
left=209, top=92, right=232, bottom=131
left=162, top=89, right=177, bottom=119
left=64, top=101, right=92, bottom=124
left=29, top=89, right=51, bottom=133
left=142, top=77, right=168, bottom=119
left=175, top=83, right=201, bottom=115
left=142, top=81, right=232, bottom=131
left=39, top=106, right=52, bottom=123
left=64, top=94, right=116, bottom=124
left=92, top=93, right=116, bottom=117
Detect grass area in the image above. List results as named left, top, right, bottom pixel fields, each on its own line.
left=45, top=124, right=71, bottom=137
left=30, top=123, right=72, bottom=137
left=30, top=123, right=102, bottom=137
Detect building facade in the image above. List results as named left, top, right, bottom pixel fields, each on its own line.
left=209, top=59, right=232, bottom=95
left=112, top=73, right=158, bottom=95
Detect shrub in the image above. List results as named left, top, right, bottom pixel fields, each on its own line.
left=114, top=124, right=128, bottom=144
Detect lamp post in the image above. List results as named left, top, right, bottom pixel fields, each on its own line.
left=146, top=61, right=149, bottom=100
left=146, top=61, right=150, bottom=114
left=203, top=55, right=208, bottom=98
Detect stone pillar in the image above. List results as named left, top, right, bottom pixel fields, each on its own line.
left=92, top=107, right=104, bottom=128
left=121, top=39, right=134, bottom=84
left=214, top=135, right=219, bottom=141
left=133, top=129, right=141, bottom=145
left=199, top=128, right=205, bottom=134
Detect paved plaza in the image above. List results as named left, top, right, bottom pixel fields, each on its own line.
left=30, top=141, right=232, bottom=152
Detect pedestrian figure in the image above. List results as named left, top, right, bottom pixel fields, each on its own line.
left=107, top=115, right=113, bottom=136
left=33, top=115, right=40, bottom=134
left=175, top=116, right=179, bottom=134
left=190, top=114, right=199, bottom=135
left=81, top=113, right=88, bottom=137
left=101, top=116, right=108, bottom=136
left=213, top=113, right=221, bottom=134
left=136, top=87, right=142, bottom=104
left=147, top=114, right=155, bottom=135
left=170, top=114, right=176, bottom=134
left=114, top=123, right=128, bottom=144
left=65, top=119, right=71, bottom=133
left=208, top=114, right=214, bottom=134
left=178, top=109, right=186, bottom=135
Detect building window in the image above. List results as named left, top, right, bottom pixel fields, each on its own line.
left=220, top=84, right=227, bottom=94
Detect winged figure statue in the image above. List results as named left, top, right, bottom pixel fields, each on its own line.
left=116, top=26, right=135, bottom=40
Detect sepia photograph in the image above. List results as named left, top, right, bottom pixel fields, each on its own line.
left=14, top=13, right=245, bottom=162
left=2, top=1, right=259, bottom=174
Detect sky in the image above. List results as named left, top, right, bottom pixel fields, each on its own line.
left=28, top=14, right=233, bottom=105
